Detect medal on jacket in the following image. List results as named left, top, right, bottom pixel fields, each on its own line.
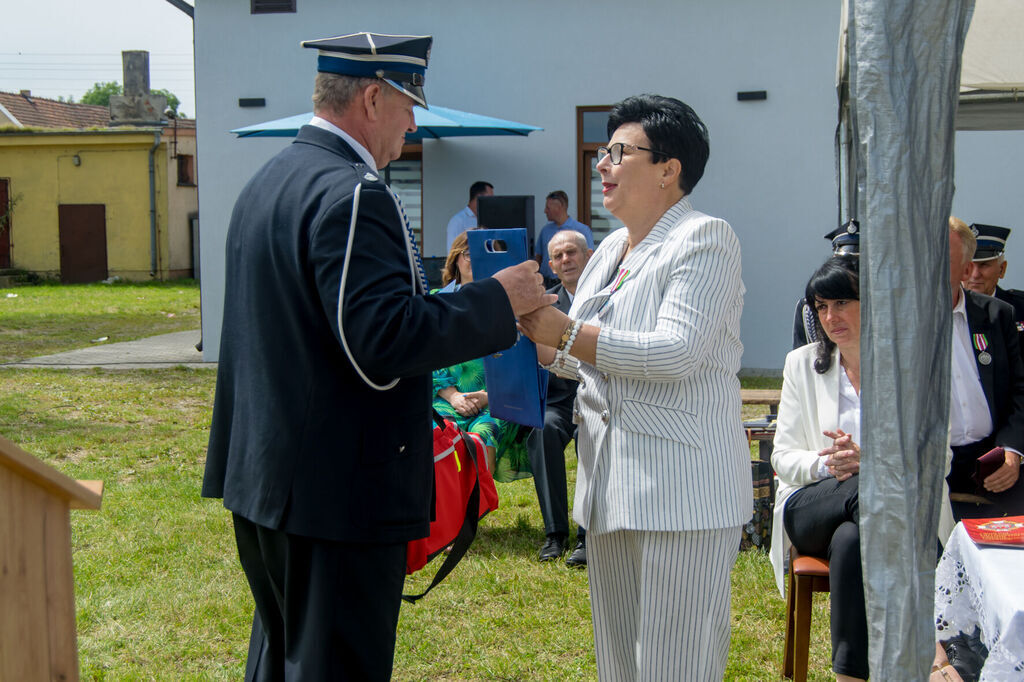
left=974, top=333, right=992, bottom=365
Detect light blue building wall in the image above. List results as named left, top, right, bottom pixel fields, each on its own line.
left=194, top=0, right=1024, bottom=370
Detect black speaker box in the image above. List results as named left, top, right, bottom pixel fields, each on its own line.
left=477, top=196, right=536, bottom=244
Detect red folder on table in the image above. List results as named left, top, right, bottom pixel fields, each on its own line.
left=466, top=229, right=548, bottom=429
left=962, top=515, right=1024, bottom=548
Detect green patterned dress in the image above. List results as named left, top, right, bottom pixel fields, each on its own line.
left=430, top=284, right=531, bottom=482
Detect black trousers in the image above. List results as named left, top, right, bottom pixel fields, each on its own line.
left=526, top=399, right=584, bottom=540
left=233, top=514, right=407, bottom=681
left=949, top=437, right=1024, bottom=521
left=783, top=475, right=867, bottom=679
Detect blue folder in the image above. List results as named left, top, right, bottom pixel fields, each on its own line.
left=467, top=229, right=548, bottom=429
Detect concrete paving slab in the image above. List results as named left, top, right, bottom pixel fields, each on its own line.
left=1, top=330, right=216, bottom=370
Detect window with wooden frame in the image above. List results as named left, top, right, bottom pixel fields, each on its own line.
left=384, top=144, right=423, bottom=248
left=177, top=154, right=196, bottom=186
left=576, top=105, right=623, bottom=243
left=251, top=0, right=296, bottom=14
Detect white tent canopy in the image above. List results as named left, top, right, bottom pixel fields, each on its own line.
left=839, top=0, right=1024, bottom=132
left=958, top=0, right=1024, bottom=129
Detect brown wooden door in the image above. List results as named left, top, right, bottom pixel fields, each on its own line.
left=58, top=204, right=107, bottom=283
left=0, top=179, right=10, bottom=268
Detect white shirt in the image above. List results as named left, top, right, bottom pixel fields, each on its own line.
left=949, top=287, right=994, bottom=446
left=446, top=206, right=477, bottom=251
left=813, top=363, right=861, bottom=480
left=309, top=116, right=377, bottom=170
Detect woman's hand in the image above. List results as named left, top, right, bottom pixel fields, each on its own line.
left=518, top=305, right=572, bottom=348
left=464, top=390, right=489, bottom=411
left=820, top=429, right=861, bottom=481
left=437, top=387, right=479, bottom=417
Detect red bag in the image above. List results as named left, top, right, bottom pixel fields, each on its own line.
left=403, top=414, right=499, bottom=602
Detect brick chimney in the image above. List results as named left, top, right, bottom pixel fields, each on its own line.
left=109, top=50, right=167, bottom=125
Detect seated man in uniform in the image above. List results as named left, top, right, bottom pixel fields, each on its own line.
left=963, top=222, right=1024, bottom=359
left=947, top=218, right=1024, bottom=521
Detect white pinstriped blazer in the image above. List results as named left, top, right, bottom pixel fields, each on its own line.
left=567, top=197, right=752, bottom=534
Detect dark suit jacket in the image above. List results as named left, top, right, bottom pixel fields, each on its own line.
left=964, top=289, right=1024, bottom=454
left=203, top=125, right=516, bottom=544
left=546, top=283, right=579, bottom=408
left=995, top=285, right=1024, bottom=362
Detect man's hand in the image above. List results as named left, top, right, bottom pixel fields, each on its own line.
left=983, top=450, right=1021, bottom=493
left=492, top=260, right=557, bottom=316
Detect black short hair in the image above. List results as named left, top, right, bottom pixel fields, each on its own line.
left=804, top=255, right=859, bottom=374
left=469, top=181, right=493, bottom=201
left=606, top=94, right=710, bottom=195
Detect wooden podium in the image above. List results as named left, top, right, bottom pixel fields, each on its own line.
left=1, top=435, right=103, bottom=682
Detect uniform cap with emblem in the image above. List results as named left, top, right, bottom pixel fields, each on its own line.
left=970, top=223, right=1011, bottom=262
left=301, top=32, right=432, bottom=108
left=824, top=220, right=860, bottom=256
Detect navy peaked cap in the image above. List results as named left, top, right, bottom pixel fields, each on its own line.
left=301, top=32, right=432, bottom=107
left=970, top=223, right=1011, bottom=261
left=823, top=220, right=860, bottom=256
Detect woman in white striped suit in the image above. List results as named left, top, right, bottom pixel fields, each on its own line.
left=519, top=94, right=750, bottom=681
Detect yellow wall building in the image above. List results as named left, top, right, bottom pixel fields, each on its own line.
left=0, top=122, right=197, bottom=282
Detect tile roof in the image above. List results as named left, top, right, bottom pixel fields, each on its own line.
left=0, top=91, right=110, bottom=129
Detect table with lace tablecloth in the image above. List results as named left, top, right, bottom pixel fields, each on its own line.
left=935, top=521, right=1024, bottom=680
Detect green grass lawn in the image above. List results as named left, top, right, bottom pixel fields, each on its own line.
left=0, top=281, right=837, bottom=680
left=0, top=280, right=200, bottom=363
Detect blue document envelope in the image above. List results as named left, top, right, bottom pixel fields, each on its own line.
left=467, top=229, right=548, bottom=429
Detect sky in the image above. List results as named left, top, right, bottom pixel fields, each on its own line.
left=0, top=0, right=195, bottom=117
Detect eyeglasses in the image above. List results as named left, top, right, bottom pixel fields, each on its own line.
left=460, top=249, right=471, bottom=261
left=596, top=142, right=669, bottom=165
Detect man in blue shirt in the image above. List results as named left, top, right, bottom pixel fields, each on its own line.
left=534, top=190, right=594, bottom=287
left=445, top=180, right=492, bottom=251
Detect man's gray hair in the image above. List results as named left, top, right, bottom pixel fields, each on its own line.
left=312, top=73, right=378, bottom=116
left=548, top=229, right=589, bottom=257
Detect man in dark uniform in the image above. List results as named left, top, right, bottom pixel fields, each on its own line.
left=948, top=220, right=1024, bottom=522
left=963, top=222, right=1024, bottom=359
left=792, top=220, right=859, bottom=349
left=202, top=32, right=552, bottom=680
left=527, top=230, right=592, bottom=566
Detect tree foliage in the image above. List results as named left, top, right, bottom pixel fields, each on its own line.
left=80, top=81, right=122, bottom=107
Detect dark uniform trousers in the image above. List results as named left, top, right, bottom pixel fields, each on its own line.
left=234, top=515, right=407, bottom=681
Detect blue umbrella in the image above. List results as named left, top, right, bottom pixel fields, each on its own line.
left=231, top=105, right=541, bottom=140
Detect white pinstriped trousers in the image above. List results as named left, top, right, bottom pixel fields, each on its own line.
left=587, top=527, right=741, bottom=681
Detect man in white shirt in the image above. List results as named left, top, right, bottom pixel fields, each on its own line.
left=947, top=218, right=1024, bottom=520
left=445, top=181, right=492, bottom=250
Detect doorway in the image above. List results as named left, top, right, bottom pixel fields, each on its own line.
left=58, top=204, right=108, bottom=283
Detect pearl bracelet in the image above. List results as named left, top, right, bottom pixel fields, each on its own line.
left=556, top=319, right=580, bottom=367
